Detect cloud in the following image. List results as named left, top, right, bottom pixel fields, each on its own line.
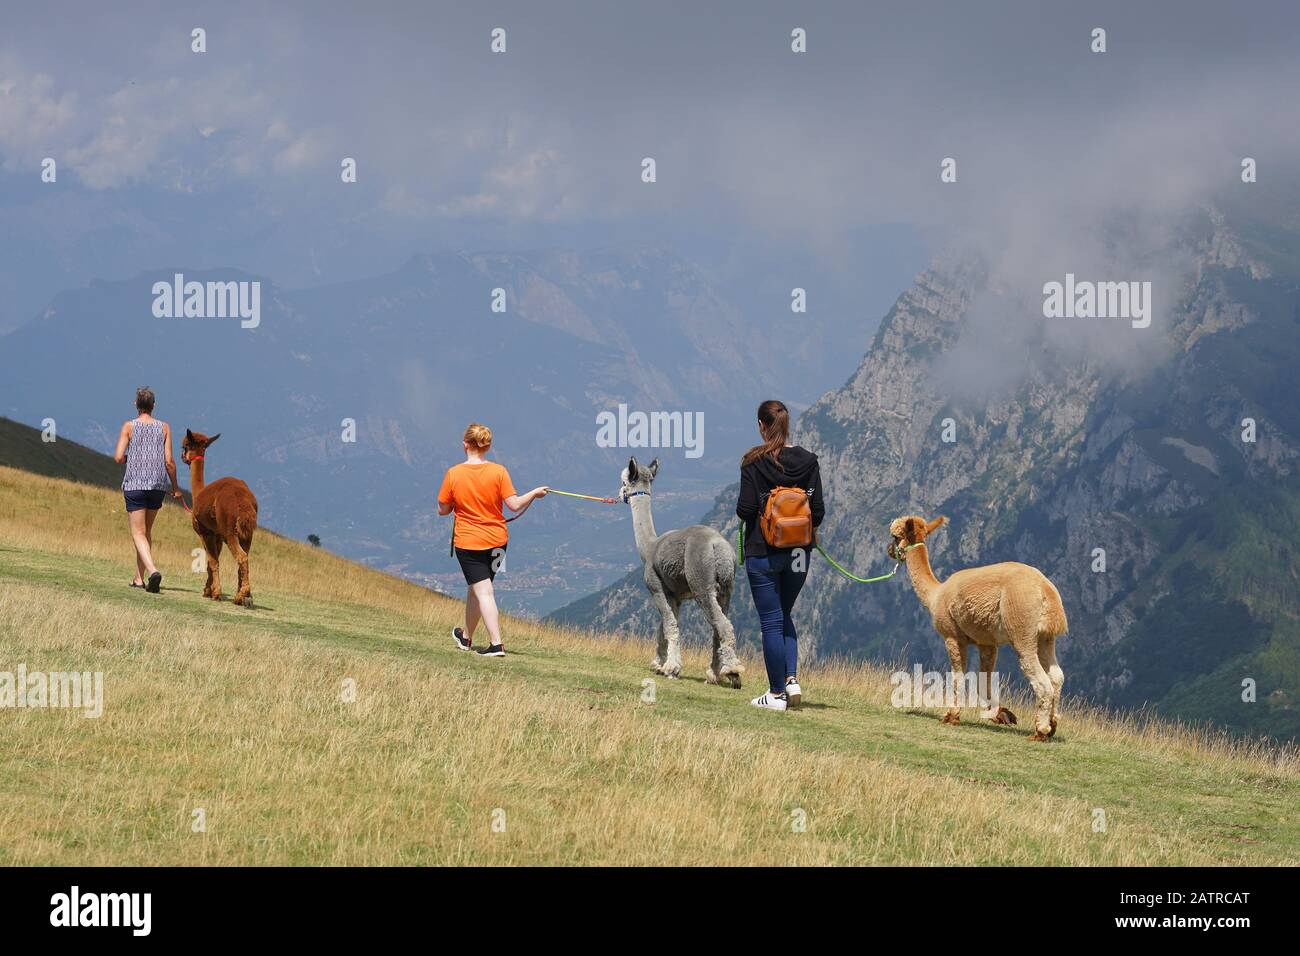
left=0, top=64, right=79, bottom=170
left=1, top=0, right=1298, bottom=348
left=4, top=2, right=1298, bottom=229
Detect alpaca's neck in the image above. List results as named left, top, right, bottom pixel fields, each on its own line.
left=905, top=544, right=942, bottom=610
left=190, top=459, right=206, bottom=499
left=629, top=496, right=658, bottom=563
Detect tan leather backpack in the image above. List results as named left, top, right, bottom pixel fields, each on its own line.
left=759, top=486, right=814, bottom=548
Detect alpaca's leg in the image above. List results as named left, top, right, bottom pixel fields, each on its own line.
left=239, top=531, right=254, bottom=606
left=702, top=591, right=726, bottom=686
left=650, top=617, right=668, bottom=672
left=1016, top=643, right=1056, bottom=741
left=702, top=587, right=742, bottom=688
left=200, top=532, right=223, bottom=599
left=1002, top=585, right=1056, bottom=740
left=647, top=585, right=682, bottom=678
left=705, top=619, right=721, bottom=686
left=977, top=644, right=1016, bottom=724
left=225, top=532, right=251, bottom=606
left=239, top=530, right=253, bottom=606
left=938, top=630, right=966, bottom=725
left=716, top=581, right=743, bottom=686
left=1038, top=636, right=1064, bottom=736
left=662, top=597, right=684, bottom=678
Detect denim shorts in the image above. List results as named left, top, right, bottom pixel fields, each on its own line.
left=124, top=489, right=167, bottom=513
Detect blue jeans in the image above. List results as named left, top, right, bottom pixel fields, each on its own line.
left=745, top=552, right=808, bottom=696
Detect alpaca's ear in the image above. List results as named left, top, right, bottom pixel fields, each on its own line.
left=903, top=518, right=918, bottom=540
left=185, top=429, right=194, bottom=441
left=208, top=433, right=221, bottom=445
left=627, top=457, right=638, bottom=481
left=925, top=516, right=946, bottom=534
left=647, top=457, right=659, bottom=479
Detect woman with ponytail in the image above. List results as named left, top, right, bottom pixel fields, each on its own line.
left=735, top=400, right=824, bottom=711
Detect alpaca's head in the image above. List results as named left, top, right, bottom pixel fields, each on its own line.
left=887, top=515, right=946, bottom=560
left=619, top=456, right=659, bottom=502
left=182, top=428, right=221, bottom=464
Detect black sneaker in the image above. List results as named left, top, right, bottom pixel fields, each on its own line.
left=478, top=644, right=506, bottom=658
left=452, top=627, right=472, bottom=652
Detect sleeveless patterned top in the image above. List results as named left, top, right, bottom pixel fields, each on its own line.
left=122, top=419, right=170, bottom=492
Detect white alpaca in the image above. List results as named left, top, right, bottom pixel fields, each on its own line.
left=621, top=457, right=743, bottom=688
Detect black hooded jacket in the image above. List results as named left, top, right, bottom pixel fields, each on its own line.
left=735, top=445, right=825, bottom=559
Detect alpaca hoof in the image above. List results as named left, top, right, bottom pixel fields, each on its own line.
left=993, top=707, right=1018, bottom=725
left=662, top=664, right=681, bottom=679
left=704, top=668, right=720, bottom=685
left=1047, top=716, right=1058, bottom=738
left=940, top=711, right=961, bottom=726
left=1029, top=729, right=1051, bottom=742
left=720, top=665, right=743, bottom=689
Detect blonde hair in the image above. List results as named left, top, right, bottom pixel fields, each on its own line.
left=463, top=422, right=493, bottom=452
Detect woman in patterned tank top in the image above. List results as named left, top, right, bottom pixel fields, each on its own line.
left=113, top=387, right=183, bottom=593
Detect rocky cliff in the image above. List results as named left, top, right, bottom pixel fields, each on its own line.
left=550, top=210, right=1300, bottom=741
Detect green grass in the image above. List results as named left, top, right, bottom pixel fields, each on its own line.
left=0, top=465, right=1297, bottom=865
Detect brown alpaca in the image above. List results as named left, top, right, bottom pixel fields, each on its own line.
left=181, top=430, right=259, bottom=607
left=889, top=515, right=1068, bottom=741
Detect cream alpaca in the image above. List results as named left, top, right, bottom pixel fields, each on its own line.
left=889, top=515, right=1068, bottom=741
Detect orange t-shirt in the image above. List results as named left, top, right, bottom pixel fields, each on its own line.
left=438, top=461, right=517, bottom=550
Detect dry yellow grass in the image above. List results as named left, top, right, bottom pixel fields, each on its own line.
left=0, top=466, right=1296, bottom=865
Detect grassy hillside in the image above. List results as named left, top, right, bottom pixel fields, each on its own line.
left=0, top=416, right=122, bottom=490
left=0, top=464, right=1296, bottom=865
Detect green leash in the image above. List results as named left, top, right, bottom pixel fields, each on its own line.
left=814, top=542, right=915, bottom=583
left=737, top=524, right=918, bottom=583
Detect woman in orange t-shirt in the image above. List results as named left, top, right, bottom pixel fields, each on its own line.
left=437, top=423, right=548, bottom=657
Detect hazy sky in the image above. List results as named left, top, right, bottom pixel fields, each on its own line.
left=2, top=1, right=1298, bottom=336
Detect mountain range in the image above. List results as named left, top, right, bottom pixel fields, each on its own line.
left=0, top=242, right=921, bottom=614
left=549, top=206, right=1300, bottom=743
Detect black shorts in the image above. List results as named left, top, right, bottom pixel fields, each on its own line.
left=124, top=489, right=167, bottom=513
left=455, top=545, right=506, bottom=585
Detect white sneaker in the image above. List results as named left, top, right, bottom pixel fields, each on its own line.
left=751, top=691, right=787, bottom=712
left=785, top=679, right=802, bottom=708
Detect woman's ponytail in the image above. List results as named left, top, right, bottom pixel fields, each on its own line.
left=741, top=400, right=790, bottom=467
